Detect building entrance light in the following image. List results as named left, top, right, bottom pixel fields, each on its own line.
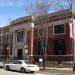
left=24, top=45, right=28, bottom=54
left=7, top=46, right=9, bottom=50
left=24, top=45, right=29, bottom=60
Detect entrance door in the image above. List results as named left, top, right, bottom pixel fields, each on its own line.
left=17, top=49, right=23, bottom=60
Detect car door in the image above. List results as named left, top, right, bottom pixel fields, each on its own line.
left=15, top=61, right=22, bottom=71
left=10, top=61, right=22, bottom=71
left=10, top=61, right=18, bottom=70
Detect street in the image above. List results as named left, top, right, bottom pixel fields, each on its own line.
left=0, top=69, right=50, bottom=75
left=0, top=68, right=75, bottom=75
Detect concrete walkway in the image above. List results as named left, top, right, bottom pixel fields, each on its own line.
left=46, top=67, right=73, bottom=71
left=40, top=67, right=75, bottom=75
left=40, top=67, right=73, bottom=71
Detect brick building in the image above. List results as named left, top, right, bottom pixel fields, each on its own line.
left=0, top=9, right=74, bottom=62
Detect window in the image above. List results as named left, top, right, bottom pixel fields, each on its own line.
left=54, top=39, right=66, bottom=55
left=17, top=31, right=24, bottom=42
left=54, top=24, right=65, bottom=34
left=13, top=61, right=22, bottom=64
left=13, top=61, right=18, bottom=64
left=24, top=61, right=31, bottom=64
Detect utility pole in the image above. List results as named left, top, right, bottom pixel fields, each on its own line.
left=70, top=0, right=75, bottom=71
left=67, top=0, right=75, bottom=71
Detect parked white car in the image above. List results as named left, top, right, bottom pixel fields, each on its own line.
left=4, top=60, right=39, bottom=73
left=0, top=61, right=4, bottom=67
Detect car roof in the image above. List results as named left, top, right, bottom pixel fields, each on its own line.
left=19, top=60, right=28, bottom=61
left=12, top=60, right=28, bottom=62
left=13, top=60, right=27, bottom=61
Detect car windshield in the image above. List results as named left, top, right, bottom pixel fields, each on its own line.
left=24, top=61, right=31, bottom=64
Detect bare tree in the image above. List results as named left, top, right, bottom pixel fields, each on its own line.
left=25, top=0, right=51, bottom=69
left=53, top=0, right=75, bottom=11
left=26, top=0, right=51, bottom=16
left=25, top=0, right=75, bottom=70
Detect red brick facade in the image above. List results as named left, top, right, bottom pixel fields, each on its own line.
left=32, top=23, right=73, bottom=62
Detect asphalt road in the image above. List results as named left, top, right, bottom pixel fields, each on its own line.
left=0, top=68, right=75, bottom=75
left=0, top=68, right=51, bottom=75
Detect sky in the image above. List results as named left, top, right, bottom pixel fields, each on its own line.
left=0, top=0, right=73, bottom=28
left=0, top=0, right=36, bottom=27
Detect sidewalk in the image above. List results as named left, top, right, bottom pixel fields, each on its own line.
left=45, top=67, right=73, bottom=71
left=40, top=67, right=75, bottom=75
left=40, top=67, right=73, bottom=71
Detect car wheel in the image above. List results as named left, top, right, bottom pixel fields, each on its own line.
left=20, top=67, right=26, bottom=73
left=6, top=66, right=10, bottom=71
left=30, top=71, right=35, bottom=73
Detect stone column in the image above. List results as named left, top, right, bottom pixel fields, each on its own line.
left=30, top=23, right=35, bottom=64
left=12, top=31, right=16, bottom=59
